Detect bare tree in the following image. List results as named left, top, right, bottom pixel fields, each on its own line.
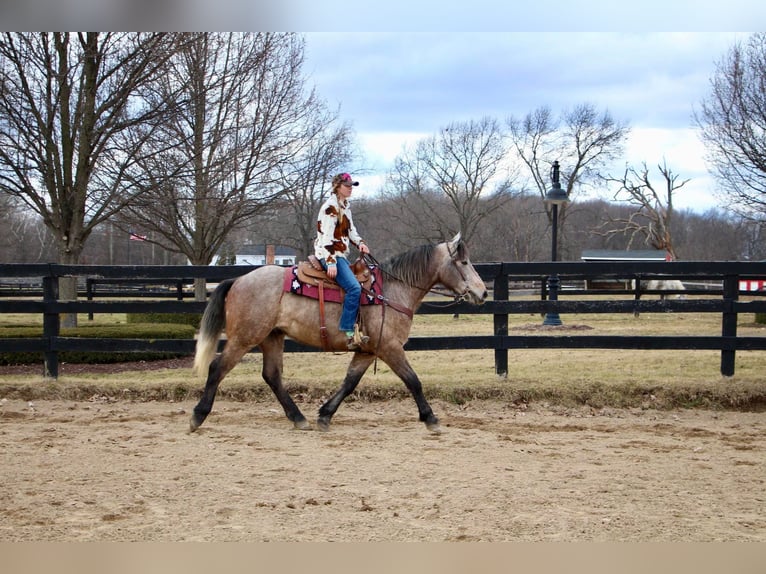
left=696, top=33, right=766, bottom=221
left=599, top=160, right=689, bottom=259
left=0, top=199, right=55, bottom=262
left=508, top=103, right=629, bottom=259
left=673, top=208, right=758, bottom=261
left=118, top=33, right=323, bottom=298
left=257, top=109, right=357, bottom=260
left=0, top=33, right=178, bottom=262
left=0, top=32, right=179, bottom=324
left=385, top=116, right=516, bottom=247
left=472, top=193, right=548, bottom=262
left=384, top=149, right=457, bottom=247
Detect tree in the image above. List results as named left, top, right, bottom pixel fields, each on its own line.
left=508, top=103, right=629, bottom=260
left=471, top=193, right=548, bottom=262
left=383, top=154, right=457, bottom=247
left=256, top=108, right=356, bottom=260
left=0, top=33, right=179, bottom=263
left=0, top=32, right=179, bottom=324
left=117, top=33, right=324, bottom=298
left=385, top=116, right=516, bottom=247
left=696, top=33, right=766, bottom=221
left=599, top=160, right=689, bottom=259
left=0, top=200, right=54, bottom=262
left=672, top=208, right=757, bottom=261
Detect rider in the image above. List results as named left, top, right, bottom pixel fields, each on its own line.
left=314, top=173, right=371, bottom=351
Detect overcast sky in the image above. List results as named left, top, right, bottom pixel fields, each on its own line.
left=302, top=32, right=753, bottom=211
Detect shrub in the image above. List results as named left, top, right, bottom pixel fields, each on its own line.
left=127, top=312, right=201, bottom=329
left=0, top=323, right=196, bottom=365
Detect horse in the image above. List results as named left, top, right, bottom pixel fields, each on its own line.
left=189, top=233, right=487, bottom=434
left=644, top=279, right=686, bottom=300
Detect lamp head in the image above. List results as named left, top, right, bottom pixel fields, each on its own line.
left=544, top=160, right=570, bottom=205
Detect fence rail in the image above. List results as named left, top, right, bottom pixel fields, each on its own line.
left=2, top=261, right=766, bottom=379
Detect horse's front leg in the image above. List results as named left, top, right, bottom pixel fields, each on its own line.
left=383, top=348, right=441, bottom=434
left=317, top=352, right=376, bottom=431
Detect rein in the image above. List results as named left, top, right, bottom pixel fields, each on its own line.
left=362, top=252, right=466, bottom=304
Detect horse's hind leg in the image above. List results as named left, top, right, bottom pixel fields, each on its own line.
left=190, top=343, right=249, bottom=432
left=317, top=352, right=376, bottom=431
left=260, top=331, right=311, bottom=430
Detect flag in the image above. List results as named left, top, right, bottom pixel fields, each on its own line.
left=130, top=232, right=147, bottom=241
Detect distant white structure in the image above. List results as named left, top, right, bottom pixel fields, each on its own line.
left=581, top=249, right=671, bottom=263
left=579, top=249, right=686, bottom=298
left=212, top=244, right=297, bottom=266
left=581, top=249, right=671, bottom=291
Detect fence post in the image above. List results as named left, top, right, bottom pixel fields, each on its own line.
left=42, top=272, right=60, bottom=379
left=493, top=267, right=508, bottom=377
left=86, top=278, right=94, bottom=320
left=721, top=274, right=738, bottom=376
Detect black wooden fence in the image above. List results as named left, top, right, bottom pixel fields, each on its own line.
left=2, top=261, right=766, bottom=379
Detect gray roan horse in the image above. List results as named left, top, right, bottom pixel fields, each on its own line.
left=189, top=233, right=487, bottom=434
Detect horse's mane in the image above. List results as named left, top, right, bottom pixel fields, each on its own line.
left=381, top=243, right=436, bottom=287
left=380, top=238, right=468, bottom=288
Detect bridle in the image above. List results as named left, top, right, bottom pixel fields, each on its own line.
left=443, top=240, right=474, bottom=303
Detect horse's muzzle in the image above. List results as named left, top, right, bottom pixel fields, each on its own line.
left=461, top=288, right=488, bottom=305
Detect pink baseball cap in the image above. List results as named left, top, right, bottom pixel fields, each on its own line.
left=333, top=173, right=359, bottom=187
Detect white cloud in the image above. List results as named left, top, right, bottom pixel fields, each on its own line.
left=358, top=131, right=428, bottom=169
left=607, top=127, right=718, bottom=211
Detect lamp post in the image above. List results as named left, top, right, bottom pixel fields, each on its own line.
left=543, top=160, right=569, bottom=326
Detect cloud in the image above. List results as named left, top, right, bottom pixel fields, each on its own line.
left=304, top=32, right=750, bottom=211
left=617, top=127, right=717, bottom=211
left=357, top=131, right=430, bottom=169
left=308, top=33, right=747, bottom=130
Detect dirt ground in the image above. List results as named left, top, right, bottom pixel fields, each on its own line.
left=0, top=392, right=764, bottom=542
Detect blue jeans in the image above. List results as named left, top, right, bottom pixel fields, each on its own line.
left=322, top=258, right=361, bottom=332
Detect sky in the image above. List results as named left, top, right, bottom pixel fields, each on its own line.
left=301, top=32, right=753, bottom=212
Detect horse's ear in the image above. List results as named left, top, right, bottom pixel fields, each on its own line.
left=447, top=232, right=463, bottom=258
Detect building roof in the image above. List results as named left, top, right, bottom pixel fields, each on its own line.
left=581, top=249, right=669, bottom=261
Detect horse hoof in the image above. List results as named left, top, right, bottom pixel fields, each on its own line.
left=293, top=419, right=312, bottom=431
left=316, top=417, right=331, bottom=432
left=426, top=422, right=443, bottom=435
left=188, top=417, right=201, bottom=433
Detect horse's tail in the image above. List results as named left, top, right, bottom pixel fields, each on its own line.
left=192, top=278, right=236, bottom=376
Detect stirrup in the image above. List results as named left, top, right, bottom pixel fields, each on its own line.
left=353, top=324, right=370, bottom=345
left=347, top=337, right=362, bottom=351
left=347, top=324, right=369, bottom=350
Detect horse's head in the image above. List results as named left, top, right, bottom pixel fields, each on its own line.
left=438, top=233, right=488, bottom=305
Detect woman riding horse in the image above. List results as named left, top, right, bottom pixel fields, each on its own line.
left=314, top=172, right=370, bottom=351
